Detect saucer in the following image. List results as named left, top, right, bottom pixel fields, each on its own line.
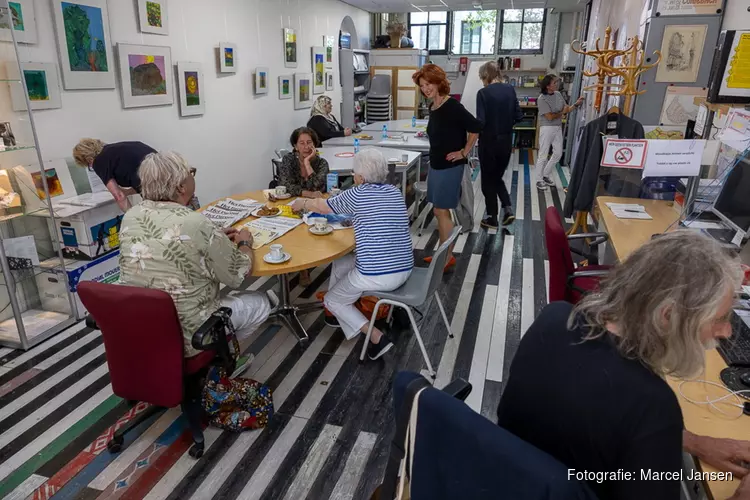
left=310, top=226, right=333, bottom=236
left=274, top=193, right=292, bottom=200
left=263, top=252, right=291, bottom=264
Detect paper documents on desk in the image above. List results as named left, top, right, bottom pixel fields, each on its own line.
left=605, top=202, right=653, bottom=220
left=242, top=216, right=303, bottom=248
left=58, top=191, right=114, bottom=207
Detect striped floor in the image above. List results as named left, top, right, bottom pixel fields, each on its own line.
left=0, top=151, right=572, bottom=500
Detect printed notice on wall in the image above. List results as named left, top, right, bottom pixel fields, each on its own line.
left=657, top=0, right=722, bottom=16
left=601, top=139, right=648, bottom=169
left=642, top=139, right=706, bottom=178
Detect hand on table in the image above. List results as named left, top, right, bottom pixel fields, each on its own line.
left=446, top=151, right=465, bottom=162
left=691, top=436, right=750, bottom=478
left=291, top=198, right=307, bottom=211
left=231, top=228, right=253, bottom=246
left=223, top=227, right=238, bottom=238
left=344, top=128, right=353, bottom=137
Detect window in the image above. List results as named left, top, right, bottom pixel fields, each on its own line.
left=498, top=8, right=546, bottom=55
left=408, top=11, right=450, bottom=54
left=451, top=10, right=496, bottom=55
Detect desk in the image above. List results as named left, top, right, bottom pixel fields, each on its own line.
left=360, top=119, right=427, bottom=133
left=206, top=191, right=355, bottom=342
left=597, top=195, right=744, bottom=500
left=323, top=134, right=431, bottom=153
left=318, top=146, right=421, bottom=198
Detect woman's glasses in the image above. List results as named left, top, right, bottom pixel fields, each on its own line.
left=189, top=167, right=197, bottom=177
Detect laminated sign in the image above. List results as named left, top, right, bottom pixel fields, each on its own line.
left=600, top=139, right=648, bottom=169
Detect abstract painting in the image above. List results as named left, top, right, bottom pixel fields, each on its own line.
left=655, top=25, right=707, bottom=83
left=137, top=0, right=169, bottom=35
left=32, top=169, right=64, bottom=199
left=219, top=42, right=237, bottom=73
left=117, top=43, right=173, bottom=108
left=284, top=28, right=297, bottom=68
left=6, top=62, right=63, bottom=111
left=177, top=61, right=205, bottom=116
left=312, top=46, right=325, bottom=95
left=254, top=67, right=269, bottom=95
left=52, top=0, right=115, bottom=89
left=278, top=75, right=292, bottom=100
left=0, top=0, right=37, bottom=44
left=325, top=70, right=334, bottom=91
left=324, top=35, right=335, bottom=68
left=294, top=73, right=312, bottom=110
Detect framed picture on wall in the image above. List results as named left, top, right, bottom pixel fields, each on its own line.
left=6, top=62, right=63, bottom=111
left=254, top=67, right=269, bottom=95
left=323, top=35, right=335, bottom=68
left=325, top=70, right=334, bottom=91
left=219, top=42, right=237, bottom=73
left=0, top=0, right=37, bottom=44
left=117, top=43, right=173, bottom=108
left=177, top=61, right=204, bottom=116
left=311, top=46, right=325, bottom=95
left=655, top=24, right=708, bottom=83
left=137, top=0, right=169, bottom=35
left=284, top=28, right=297, bottom=68
left=294, top=73, right=312, bottom=110
left=51, top=0, right=115, bottom=89
left=278, top=74, right=292, bottom=100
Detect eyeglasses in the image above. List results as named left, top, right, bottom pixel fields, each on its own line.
left=189, top=167, right=196, bottom=177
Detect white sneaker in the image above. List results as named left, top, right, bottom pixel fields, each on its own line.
left=536, top=180, right=548, bottom=190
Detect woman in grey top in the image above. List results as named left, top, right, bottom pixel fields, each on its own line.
left=535, top=75, right=583, bottom=191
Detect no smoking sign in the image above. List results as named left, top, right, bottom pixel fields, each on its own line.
left=601, top=139, right=648, bottom=169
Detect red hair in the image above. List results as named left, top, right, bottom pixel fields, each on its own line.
left=412, top=64, right=450, bottom=96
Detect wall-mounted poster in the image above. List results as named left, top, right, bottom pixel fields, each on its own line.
left=658, top=86, right=706, bottom=126
left=254, top=67, right=269, bottom=95
left=312, top=46, right=325, bottom=95
left=6, top=62, right=63, bottom=111
left=51, top=0, right=115, bottom=89
left=137, top=0, right=168, bottom=35
left=177, top=61, right=204, bottom=116
left=278, top=74, right=292, bottom=100
left=657, top=0, right=722, bottom=16
left=325, top=70, right=334, bottom=91
left=294, top=73, right=312, bottom=110
left=117, top=43, right=173, bottom=108
left=324, top=35, right=335, bottom=68
left=284, top=28, right=297, bottom=68
left=0, top=0, right=37, bottom=44
left=655, top=24, right=707, bottom=83
left=219, top=42, right=237, bottom=73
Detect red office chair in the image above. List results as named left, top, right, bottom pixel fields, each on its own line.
left=544, top=207, right=611, bottom=304
left=78, top=282, right=236, bottom=459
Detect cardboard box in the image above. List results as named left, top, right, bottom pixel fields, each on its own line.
left=52, top=201, right=123, bottom=260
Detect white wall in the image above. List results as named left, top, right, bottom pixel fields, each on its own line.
left=12, top=0, right=370, bottom=204
left=722, top=0, right=750, bottom=30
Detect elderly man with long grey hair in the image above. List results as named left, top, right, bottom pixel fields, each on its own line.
left=496, top=230, right=750, bottom=499
left=118, top=151, right=271, bottom=377
left=292, top=149, right=414, bottom=360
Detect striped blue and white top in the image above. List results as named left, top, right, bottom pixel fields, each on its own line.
left=327, top=184, right=414, bottom=276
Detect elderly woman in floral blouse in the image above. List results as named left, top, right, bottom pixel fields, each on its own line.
left=278, top=127, right=330, bottom=198
left=118, top=151, right=271, bottom=376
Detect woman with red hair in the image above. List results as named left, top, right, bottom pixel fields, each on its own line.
left=413, top=64, right=482, bottom=271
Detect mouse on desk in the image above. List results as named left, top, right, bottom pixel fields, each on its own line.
left=740, top=371, right=750, bottom=387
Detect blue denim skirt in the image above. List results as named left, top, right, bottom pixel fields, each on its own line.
left=427, top=165, right=463, bottom=209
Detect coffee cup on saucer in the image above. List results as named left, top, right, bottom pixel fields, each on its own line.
left=330, top=187, right=342, bottom=196
left=275, top=186, right=287, bottom=197
left=310, top=217, right=328, bottom=232
left=269, top=244, right=284, bottom=261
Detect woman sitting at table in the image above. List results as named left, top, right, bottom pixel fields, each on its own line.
left=307, top=95, right=352, bottom=145
left=291, top=149, right=413, bottom=360
left=279, top=127, right=330, bottom=199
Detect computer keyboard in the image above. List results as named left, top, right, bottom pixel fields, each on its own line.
left=718, top=313, right=750, bottom=367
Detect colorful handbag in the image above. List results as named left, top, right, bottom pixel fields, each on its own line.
left=202, top=365, right=274, bottom=432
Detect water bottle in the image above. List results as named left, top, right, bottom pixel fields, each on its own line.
left=381, top=124, right=388, bottom=139
left=354, top=138, right=360, bottom=154
left=412, top=116, right=417, bottom=128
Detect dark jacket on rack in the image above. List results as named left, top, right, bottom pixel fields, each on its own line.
left=307, top=115, right=345, bottom=146
left=564, top=113, right=645, bottom=217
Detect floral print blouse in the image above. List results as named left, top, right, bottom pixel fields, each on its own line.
left=119, top=200, right=251, bottom=357
left=278, top=152, right=329, bottom=196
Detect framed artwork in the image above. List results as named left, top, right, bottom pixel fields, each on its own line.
left=117, top=43, right=173, bottom=108
left=325, top=70, right=334, bottom=91
left=294, top=73, right=312, bottom=110
left=655, top=25, right=707, bottom=83
left=283, top=28, right=297, bottom=68
left=219, top=42, right=237, bottom=73
left=323, top=35, right=335, bottom=68
left=177, top=61, right=204, bottom=117
left=278, top=75, right=292, bottom=100
left=254, top=67, right=269, bottom=95
left=51, top=0, right=115, bottom=89
left=6, top=62, right=63, bottom=111
left=0, top=0, right=37, bottom=44
left=137, top=0, right=168, bottom=35
left=312, top=46, right=325, bottom=95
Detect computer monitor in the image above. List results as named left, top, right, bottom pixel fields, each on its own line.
left=712, top=156, right=750, bottom=233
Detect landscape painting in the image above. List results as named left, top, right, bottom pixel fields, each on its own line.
left=185, top=71, right=199, bottom=105
left=324, top=35, right=335, bottom=68
left=25, top=70, right=48, bottom=101
left=312, top=46, right=325, bottom=94
left=177, top=61, right=205, bottom=116
left=219, top=42, right=237, bottom=73
left=137, top=0, right=168, bottom=35
left=117, top=43, right=173, bottom=108
left=284, top=28, right=297, bottom=68
left=295, top=73, right=312, bottom=109
left=6, top=62, right=63, bottom=111
left=0, top=0, right=37, bottom=44
left=279, top=75, right=292, bottom=100
left=225, top=47, right=233, bottom=67
left=128, top=54, right=167, bottom=95
left=255, top=67, right=269, bottom=95
left=0, top=2, right=24, bottom=31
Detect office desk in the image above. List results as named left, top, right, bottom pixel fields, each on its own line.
left=323, top=134, right=431, bottom=153
left=360, top=119, right=427, bottom=133
left=597, top=196, right=744, bottom=500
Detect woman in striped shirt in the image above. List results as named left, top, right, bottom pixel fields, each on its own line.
left=292, top=149, right=413, bottom=360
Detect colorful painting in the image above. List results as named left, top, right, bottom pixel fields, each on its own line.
left=146, top=1, right=161, bottom=27
left=295, top=73, right=312, bottom=109
left=224, top=47, right=234, bottom=67
left=185, top=71, right=199, bottom=105
left=300, top=79, right=309, bottom=101
left=7, top=62, right=62, bottom=110
left=254, top=67, right=269, bottom=95
left=325, top=70, right=334, bottom=91
left=24, top=70, right=49, bottom=101
left=128, top=54, right=167, bottom=96
left=279, top=75, right=292, bottom=100
left=177, top=61, right=204, bottom=116
left=61, top=2, right=108, bottom=72
left=312, top=46, right=325, bottom=94
left=137, top=0, right=168, bottom=35
left=284, top=28, right=297, bottom=68
left=315, top=54, right=324, bottom=85
left=219, top=43, right=237, bottom=73
left=324, top=35, right=335, bottom=68
left=118, top=43, right=173, bottom=108
left=31, top=169, right=64, bottom=199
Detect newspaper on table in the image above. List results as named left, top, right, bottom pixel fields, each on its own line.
left=202, top=198, right=263, bottom=228
left=242, top=215, right=304, bottom=249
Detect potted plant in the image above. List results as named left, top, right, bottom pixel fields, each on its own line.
left=387, top=21, right=407, bottom=48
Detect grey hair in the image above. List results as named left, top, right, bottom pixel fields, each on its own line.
left=353, top=148, right=388, bottom=184
left=138, top=151, right=192, bottom=202
left=571, top=230, right=742, bottom=379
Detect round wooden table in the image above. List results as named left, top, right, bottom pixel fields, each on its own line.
left=206, top=190, right=355, bottom=342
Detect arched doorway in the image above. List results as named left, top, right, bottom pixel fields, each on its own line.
left=339, top=16, right=358, bottom=50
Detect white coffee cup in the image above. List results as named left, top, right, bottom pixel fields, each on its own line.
left=330, top=187, right=341, bottom=196
left=311, top=217, right=328, bottom=232
left=401, top=154, right=409, bottom=163
left=275, top=186, right=287, bottom=197
left=269, top=244, right=284, bottom=260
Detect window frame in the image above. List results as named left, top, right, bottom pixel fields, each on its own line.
left=460, top=20, right=482, bottom=55
left=497, top=8, right=547, bottom=55
left=408, top=11, right=451, bottom=55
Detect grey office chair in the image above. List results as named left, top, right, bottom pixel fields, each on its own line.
left=359, top=227, right=461, bottom=379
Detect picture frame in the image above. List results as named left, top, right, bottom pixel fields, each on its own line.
left=278, top=74, right=292, bottom=100
left=325, top=70, right=334, bottom=91
left=294, top=73, right=312, bottom=110
left=177, top=61, right=204, bottom=117
left=117, top=43, right=173, bottom=109
left=6, top=62, right=63, bottom=111
left=51, top=0, right=115, bottom=89
left=283, top=28, right=297, bottom=68
left=323, top=35, right=335, bottom=68
left=219, top=42, right=237, bottom=73
left=137, top=0, right=169, bottom=35
left=0, top=0, right=37, bottom=44
left=312, top=46, right=325, bottom=95
left=254, top=67, right=269, bottom=95
left=655, top=24, right=707, bottom=83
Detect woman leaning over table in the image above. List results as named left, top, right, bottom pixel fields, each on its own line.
left=413, top=64, right=482, bottom=272
left=279, top=127, right=330, bottom=199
